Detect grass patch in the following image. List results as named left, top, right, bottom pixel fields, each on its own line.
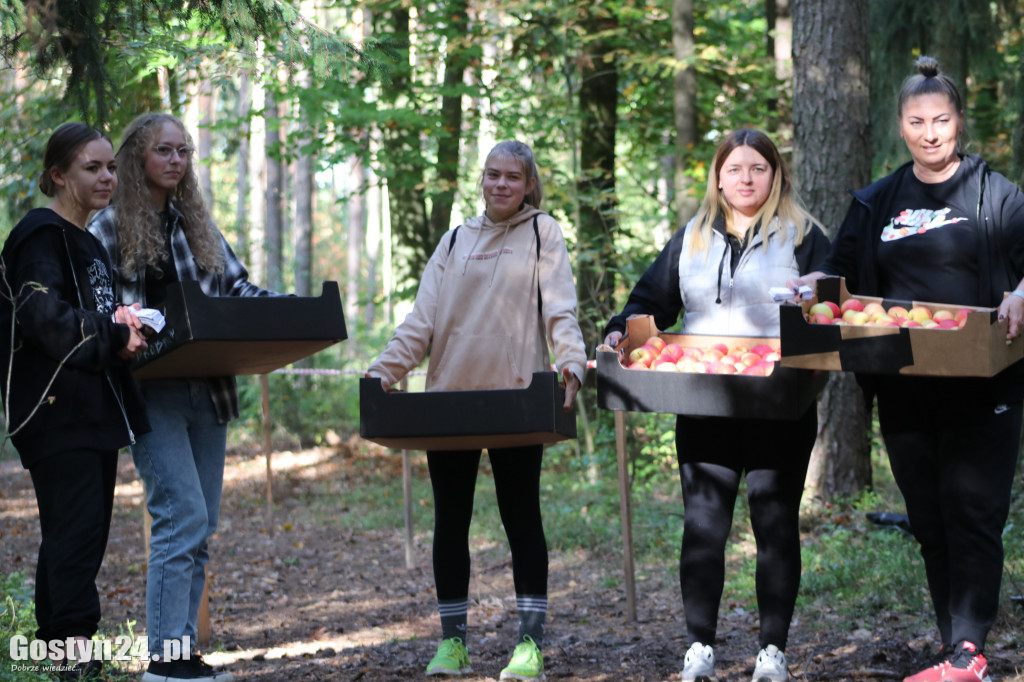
left=0, top=573, right=144, bottom=681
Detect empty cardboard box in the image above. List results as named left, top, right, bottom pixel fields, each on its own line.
left=360, top=371, right=576, bottom=450
left=131, top=281, right=347, bottom=380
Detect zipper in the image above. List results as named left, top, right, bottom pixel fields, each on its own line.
left=104, top=370, right=135, bottom=445
left=62, top=227, right=135, bottom=445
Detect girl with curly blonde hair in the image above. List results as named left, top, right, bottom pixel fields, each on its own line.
left=89, top=112, right=282, bottom=682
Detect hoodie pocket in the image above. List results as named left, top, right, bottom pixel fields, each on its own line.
left=431, top=334, right=522, bottom=391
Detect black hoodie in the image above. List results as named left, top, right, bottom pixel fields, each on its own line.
left=0, top=208, right=149, bottom=467
left=822, top=154, right=1024, bottom=400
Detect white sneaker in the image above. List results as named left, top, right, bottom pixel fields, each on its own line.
left=681, top=642, right=717, bottom=682
left=752, top=644, right=788, bottom=682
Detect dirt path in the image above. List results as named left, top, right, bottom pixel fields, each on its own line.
left=2, top=445, right=1022, bottom=681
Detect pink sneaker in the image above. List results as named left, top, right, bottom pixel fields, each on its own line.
left=944, top=641, right=991, bottom=682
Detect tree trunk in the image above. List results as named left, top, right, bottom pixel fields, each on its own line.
left=765, top=0, right=792, bottom=131
left=264, top=85, right=284, bottom=292
left=428, top=0, right=468, bottom=240
left=197, top=73, right=214, bottom=205
left=672, top=0, right=699, bottom=225
left=235, top=72, right=252, bottom=263
left=577, top=15, right=620, bottom=352
left=792, top=0, right=873, bottom=501
left=379, top=8, right=431, bottom=286
left=294, top=150, right=313, bottom=298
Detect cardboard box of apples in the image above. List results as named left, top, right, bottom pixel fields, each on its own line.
left=596, top=315, right=826, bottom=420
left=779, top=277, right=1024, bottom=376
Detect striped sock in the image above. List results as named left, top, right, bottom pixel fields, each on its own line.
left=438, top=598, right=469, bottom=643
left=516, top=594, right=547, bottom=646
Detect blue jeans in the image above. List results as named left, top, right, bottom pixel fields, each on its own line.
left=132, top=379, right=227, bottom=657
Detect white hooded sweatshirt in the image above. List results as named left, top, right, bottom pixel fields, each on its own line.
left=368, top=205, right=586, bottom=392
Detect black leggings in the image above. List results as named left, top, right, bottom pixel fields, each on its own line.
left=427, top=445, right=548, bottom=600
left=875, top=377, right=1021, bottom=649
left=29, top=447, right=118, bottom=642
left=675, top=408, right=816, bottom=650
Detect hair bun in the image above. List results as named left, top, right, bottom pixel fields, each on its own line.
left=916, top=55, right=941, bottom=78
left=38, top=169, right=55, bottom=198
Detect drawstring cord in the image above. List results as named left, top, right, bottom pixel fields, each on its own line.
left=714, top=240, right=730, bottom=304
left=489, top=222, right=512, bottom=286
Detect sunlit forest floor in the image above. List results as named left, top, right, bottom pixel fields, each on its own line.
left=2, top=440, right=1022, bottom=681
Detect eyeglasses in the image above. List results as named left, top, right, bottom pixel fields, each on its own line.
left=151, top=145, right=194, bottom=160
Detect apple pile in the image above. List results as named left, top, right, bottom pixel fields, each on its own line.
left=621, top=336, right=781, bottom=375
left=805, top=298, right=969, bottom=329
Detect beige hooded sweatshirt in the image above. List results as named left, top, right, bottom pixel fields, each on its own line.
left=368, top=205, right=587, bottom=392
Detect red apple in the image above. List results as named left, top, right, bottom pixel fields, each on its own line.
left=653, top=357, right=679, bottom=370
left=901, top=319, right=922, bottom=328
left=629, top=346, right=655, bottom=366
left=871, top=314, right=898, bottom=327
left=645, top=336, right=667, bottom=353
left=809, top=312, right=834, bottom=325
left=750, top=343, right=774, bottom=358
left=808, top=302, right=835, bottom=320
left=660, top=343, right=684, bottom=362
left=932, top=309, right=954, bottom=322
left=687, top=360, right=708, bottom=373
left=887, top=305, right=909, bottom=320
left=710, top=342, right=730, bottom=355
left=908, top=305, right=933, bottom=322
left=846, top=311, right=870, bottom=325
left=739, top=352, right=762, bottom=367
left=840, top=298, right=864, bottom=314
left=937, top=318, right=959, bottom=329
left=627, top=361, right=649, bottom=370
left=863, top=302, right=887, bottom=320
left=700, top=348, right=725, bottom=363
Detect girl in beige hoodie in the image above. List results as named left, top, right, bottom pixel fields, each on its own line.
left=368, top=141, right=586, bottom=680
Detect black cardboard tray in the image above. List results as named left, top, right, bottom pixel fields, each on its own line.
left=359, top=371, right=576, bottom=450
left=132, top=281, right=347, bottom=380
left=597, top=349, right=825, bottom=420
left=595, top=316, right=824, bottom=420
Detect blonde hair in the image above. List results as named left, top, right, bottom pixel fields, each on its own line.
left=480, top=140, right=543, bottom=209
left=111, top=113, right=224, bottom=278
left=688, top=128, right=817, bottom=256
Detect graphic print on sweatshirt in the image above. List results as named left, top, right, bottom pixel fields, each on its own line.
left=880, top=207, right=968, bottom=242
left=462, top=247, right=515, bottom=262
left=87, top=258, right=116, bottom=314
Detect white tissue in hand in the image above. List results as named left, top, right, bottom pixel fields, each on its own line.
left=112, top=308, right=166, bottom=332
left=135, top=308, right=166, bottom=332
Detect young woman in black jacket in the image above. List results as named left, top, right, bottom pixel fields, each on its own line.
left=0, top=122, right=149, bottom=681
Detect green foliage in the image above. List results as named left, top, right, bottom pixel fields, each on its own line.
left=0, top=571, right=50, bottom=681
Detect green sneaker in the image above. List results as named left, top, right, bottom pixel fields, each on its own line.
left=499, top=635, right=545, bottom=680
left=425, top=637, right=473, bottom=676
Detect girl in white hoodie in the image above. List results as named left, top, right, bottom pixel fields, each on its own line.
left=367, top=141, right=586, bottom=680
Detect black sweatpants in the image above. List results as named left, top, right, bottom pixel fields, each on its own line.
left=675, top=407, right=817, bottom=650
left=875, top=376, right=1022, bottom=650
left=28, top=447, right=118, bottom=642
left=427, top=445, right=548, bottom=601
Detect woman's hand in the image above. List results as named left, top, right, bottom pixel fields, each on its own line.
left=785, top=271, right=826, bottom=302
left=114, top=303, right=143, bottom=331
left=118, top=326, right=148, bottom=359
left=561, top=367, right=581, bottom=413
left=998, top=292, right=1024, bottom=340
